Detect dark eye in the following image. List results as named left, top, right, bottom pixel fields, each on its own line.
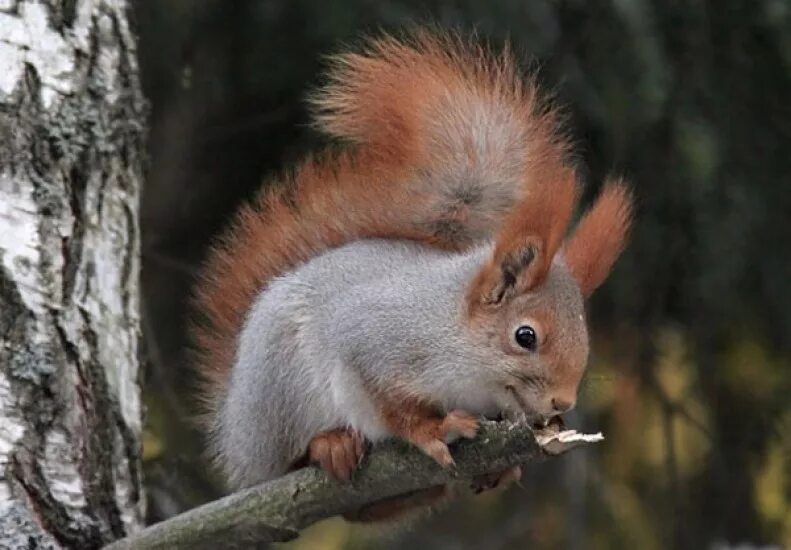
left=514, top=325, right=538, bottom=351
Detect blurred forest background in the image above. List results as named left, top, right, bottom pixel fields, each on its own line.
left=132, top=1, right=791, bottom=548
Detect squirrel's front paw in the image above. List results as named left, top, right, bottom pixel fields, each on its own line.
left=308, top=428, right=365, bottom=481
left=411, top=410, right=479, bottom=468
left=441, top=410, right=480, bottom=443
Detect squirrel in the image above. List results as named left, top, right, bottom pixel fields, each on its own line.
left=192, top=30, right=633, bottom=501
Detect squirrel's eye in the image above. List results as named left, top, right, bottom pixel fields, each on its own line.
left=514, top=325, right=538, bottom=351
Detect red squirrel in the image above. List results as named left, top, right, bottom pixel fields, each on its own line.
left=192, top=30, right=633, bottom=498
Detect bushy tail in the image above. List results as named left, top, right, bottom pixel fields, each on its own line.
left=192, top=29, right=575, bottom=412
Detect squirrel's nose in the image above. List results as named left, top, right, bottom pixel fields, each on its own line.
left=551, top=397, right=575, bottom=414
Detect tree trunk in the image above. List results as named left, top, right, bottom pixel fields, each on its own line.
left=0, top=1, right=145, bottom=548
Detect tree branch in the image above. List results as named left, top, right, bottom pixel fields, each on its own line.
left=106, top=420, right=602, bottom=550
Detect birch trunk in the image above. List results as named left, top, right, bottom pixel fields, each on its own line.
left=0, top=1, right=145, bottom=547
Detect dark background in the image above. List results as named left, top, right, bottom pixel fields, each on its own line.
left=132, top=1, right=791, bottom=548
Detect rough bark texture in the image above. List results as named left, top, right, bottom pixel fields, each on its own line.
left=0, top=1, right=145, bottom=548
left=106, top=421, right=602, bottom=550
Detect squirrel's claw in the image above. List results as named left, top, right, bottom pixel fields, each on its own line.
left=308, top=428, right=366, bottom=481
left=441, top=410, right=480, bottom=443
left=418, top=438, right=456, bottom=468
left=410, top=409, right=479, bottom=468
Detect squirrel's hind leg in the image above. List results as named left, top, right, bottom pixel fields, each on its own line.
left=307, top=427, right=366, bottom=481
left=342, top=466, right=522, bottom=523
left=471, top=465, right=522, bottom=493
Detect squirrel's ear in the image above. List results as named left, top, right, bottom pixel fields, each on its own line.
left=467, top=171, right=577, bottom=309
left=564, top=178, right=634, bottom=298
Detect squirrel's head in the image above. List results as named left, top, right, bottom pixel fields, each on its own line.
left=465, top=174, right=633, bottom=421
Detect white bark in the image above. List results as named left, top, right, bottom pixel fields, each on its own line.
left=0, top=1, right=145, bottom=547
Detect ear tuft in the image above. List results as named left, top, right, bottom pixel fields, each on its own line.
left=479, top=244, right=538, bottom=306
left=564, top=178, right=634, bottom=298
left=467, top=169, right=578, bottom=310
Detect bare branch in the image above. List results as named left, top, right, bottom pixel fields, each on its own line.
left=106, top=421, right=602, bottom=550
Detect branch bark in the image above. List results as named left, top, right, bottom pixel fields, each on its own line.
left=107, top=421, right=602, bottom=550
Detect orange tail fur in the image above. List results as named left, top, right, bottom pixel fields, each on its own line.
left=192, top=30, right=574, bottom=414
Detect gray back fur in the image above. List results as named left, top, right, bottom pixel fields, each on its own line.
left=215, top=238, right=584, bottom=488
